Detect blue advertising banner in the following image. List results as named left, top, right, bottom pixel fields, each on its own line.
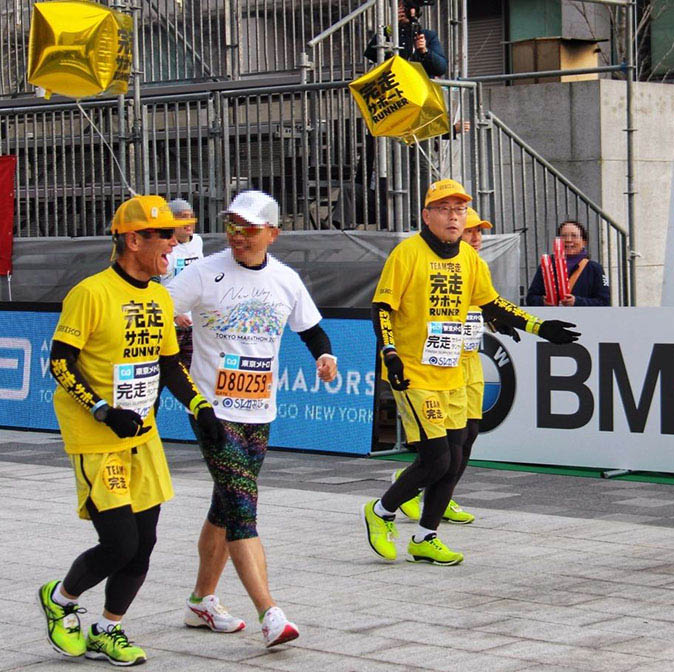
left=0, top=308, right=377, bottom=455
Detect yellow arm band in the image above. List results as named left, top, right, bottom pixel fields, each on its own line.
left=189, top=394, right=209, bottom=415
left=525, top=317, right=543, bottom=335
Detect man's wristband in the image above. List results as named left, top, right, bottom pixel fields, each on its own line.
left=382, top=345, right=396, bottom=354
left=91, top=399, right=108, bottom=416
left=91, top=399, right=111, bottom=422
left=189, top=394, right=210, bottom=415
left=525, top=317, right=543, bottom=336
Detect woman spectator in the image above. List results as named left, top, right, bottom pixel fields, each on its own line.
left=526, top=220, right=611, bottom=307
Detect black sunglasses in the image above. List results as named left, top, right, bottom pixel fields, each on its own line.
left=137, top=228, right=176, bottom=239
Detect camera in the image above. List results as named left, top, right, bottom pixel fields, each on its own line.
left=403, top=0, right=435, bottom=18
left=402, top=0, right=435, bottom=36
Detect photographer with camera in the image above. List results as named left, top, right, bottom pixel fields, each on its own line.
left=364, top=0, right=447, bottom=78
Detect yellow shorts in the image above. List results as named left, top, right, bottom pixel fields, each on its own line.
left=462, top=354, right=485, bottom=420
left=392, top=387, right=467, bottom=444
left=70, top=434, right=174, bottom=520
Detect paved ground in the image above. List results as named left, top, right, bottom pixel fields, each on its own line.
left=3, top=428, right=674, bottom=671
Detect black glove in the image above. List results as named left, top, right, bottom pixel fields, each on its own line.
left=487, top=319, right=521, bottom=343
left=538, top=320, right=581, bottom=345
left=194, top=401, right=225, bottom=445
left=104, top=407, right=150, bottom=438
left=383, top=352, right=410, bottom=391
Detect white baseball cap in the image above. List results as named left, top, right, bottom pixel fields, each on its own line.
left=225, top=190, right=279, bottom=228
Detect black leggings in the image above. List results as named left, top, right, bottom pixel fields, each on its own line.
left=381, top=427, right=467, bottom=530
left=456, top=419, right=480, bottom=483
left=62, top=501, right=160, bottom=616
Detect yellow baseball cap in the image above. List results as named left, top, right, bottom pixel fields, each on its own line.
left=465, top=207, right=493, bottom=230
left=111, top=195, right=176, bottom=234
left=424, top=179, right=472, bottom=207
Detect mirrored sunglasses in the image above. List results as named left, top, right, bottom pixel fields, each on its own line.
left=138, top=228, right=176, bottom=239
left=225, top=221, right=269, bottom=237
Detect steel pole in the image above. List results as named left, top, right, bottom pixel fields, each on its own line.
left=131, top=2, right=145, bottom=193
left=626, top=2, right=637, bottom=305
left=461, top=0, right=468, bottom=79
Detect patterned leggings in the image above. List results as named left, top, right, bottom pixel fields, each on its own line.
left=189, top=415, right=270, bottom=541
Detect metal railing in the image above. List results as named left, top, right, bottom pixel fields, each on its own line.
left=1, top=80, right=475, bottom=235
left=0, top=79, right=630, bottom=303
left=478, top=112, right=630, bottom=306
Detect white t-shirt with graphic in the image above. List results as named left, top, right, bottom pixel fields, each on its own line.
left=167, top=248, right=322, bottom=423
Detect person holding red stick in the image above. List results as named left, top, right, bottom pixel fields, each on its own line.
left=526, top=220, right=611, bottom=307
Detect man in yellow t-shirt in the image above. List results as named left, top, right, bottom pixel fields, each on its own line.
left=362, top=179, right=581, bottom=566
left=37, top=195, right=224, bottom=667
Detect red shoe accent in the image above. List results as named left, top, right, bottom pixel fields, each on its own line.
left=267, top=624, right=299, bottom=648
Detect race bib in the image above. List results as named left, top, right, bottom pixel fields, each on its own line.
left=215, top=354, right=273, bottom=400
left=113, top=360, right=160, bottom=419
left=421, top=322, right=462, bottom=367
left=462, top=311, right=484, bottom=352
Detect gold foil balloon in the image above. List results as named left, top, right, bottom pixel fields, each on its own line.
left=349, top=56, right=450, bottom=144
left=27, top=1, right=133, bottom=100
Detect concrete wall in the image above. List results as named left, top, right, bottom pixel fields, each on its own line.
left=483, top=80, right=674, bottom=306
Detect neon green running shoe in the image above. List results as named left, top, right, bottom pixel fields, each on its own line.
left=407, top=534, right=464, bottom=566
left=391, top=469, right=422, bottom=520
left=85, top=624, right=147, bottom=666
left=361, top=499, right=398, bottom=561
left=442, top=499, right=475, bottom=524
left=38, top=580, right=86, bottom=658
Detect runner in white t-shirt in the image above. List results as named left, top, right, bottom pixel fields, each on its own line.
left=167, top=190, right=338, bottom=648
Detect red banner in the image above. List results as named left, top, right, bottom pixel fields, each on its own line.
left=0, top=155, right=17, bottom=276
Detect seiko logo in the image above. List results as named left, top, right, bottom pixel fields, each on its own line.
left=56, top=325, right=81, bottom=337
left=215, top=273, right=225, bottom=283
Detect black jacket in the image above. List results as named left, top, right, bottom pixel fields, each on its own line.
left=364, top=25, right=448, bottom=78
left=526, top=257, right=611, bottom=307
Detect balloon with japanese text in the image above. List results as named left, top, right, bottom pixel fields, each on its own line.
left=349, top=56, right=450, bottom=144
left=27, top=1, right=133, bottom=100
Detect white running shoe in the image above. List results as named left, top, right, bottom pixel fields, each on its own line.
left=184, top=595, right=245, bottom=633
left=261, top=606, right=299, bottom=648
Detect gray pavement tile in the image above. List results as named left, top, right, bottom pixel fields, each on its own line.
left=580, top=615, right=674, bottom=639
left=604, top=636, right=674, bottom=659
left=595, top=513, right=664, bottom=524
left=357, top=599, right=507, bottom=630
left=631, top=662, right=674, bottom=672
left=469, top=469, right=533, bottom=479
left=489, top=640, right=652, bottom=671
left=245, top=648, right=418, bottom=672
left=364, top=643, right=525, bottom=672
left=477, top=618, right=637, bottom=649
left=518, top=666, right=589, bottom=672
left=0, top=649, right=53, bottom=671
left=612, top=497, right=674, bottom=508
left=144, top=628, right=268, bottom=662
left=459, top=491, right=521, bottom=501
left=274, top=623, right=400, bottom=657
left=304, top=476, right=372, bottom=484
left=367, top=621, right=519, bottom=651
left=479, top=601, right=620, bottom=627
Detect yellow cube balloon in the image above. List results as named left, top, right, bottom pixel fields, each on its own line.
left=349, top=56, right=450, bottom=144
left=27, top=1, right=133, bottom=100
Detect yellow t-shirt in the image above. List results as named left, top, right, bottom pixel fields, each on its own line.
left=52, top=267, right=179, bottom=454
left=373, top=235, right=498, bottom=390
